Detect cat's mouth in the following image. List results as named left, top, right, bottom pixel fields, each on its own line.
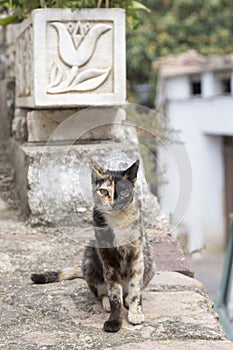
left=104, top=208, right=123, bottom=216
left=103, top=203, right=131, bottom=216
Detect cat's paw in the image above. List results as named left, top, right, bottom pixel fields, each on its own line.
left=102, top=296, right=111, bottom=312
left=104, top=319, right=122, bottom=332
left=128, top=310, right=145, bottom=325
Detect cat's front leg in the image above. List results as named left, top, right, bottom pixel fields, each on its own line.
left=127, top=254, right=145, bottom=325
left=103, top=268, right=123, bottom=332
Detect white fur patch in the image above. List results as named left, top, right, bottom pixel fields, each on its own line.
left=128, top=310, right=145, bottom=325
left=102, top=296, right=111, bottom=312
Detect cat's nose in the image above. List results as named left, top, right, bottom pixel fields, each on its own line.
left=114, top=189, right=118, bottom=201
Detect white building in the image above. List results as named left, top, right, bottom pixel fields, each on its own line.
left=155, top=50, right=233, bottom=253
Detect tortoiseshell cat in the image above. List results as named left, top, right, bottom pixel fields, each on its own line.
left=31, top=159, right=155, bottom=332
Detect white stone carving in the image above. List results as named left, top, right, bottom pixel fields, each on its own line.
left=47, top=21, right=112, bottom=94
left=15, top=9, right=126, bottom=108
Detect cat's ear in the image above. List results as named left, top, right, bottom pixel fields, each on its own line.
left=123, top=160, right=139, bottom=183
left=89, top=157, right=108, bottom=179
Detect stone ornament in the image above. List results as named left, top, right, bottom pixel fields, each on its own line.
left=16, top=9, right=126, bottom=108
left=48, top=21, right=112, bottom=94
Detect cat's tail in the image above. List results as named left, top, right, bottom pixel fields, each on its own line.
left=31, top=266, right=84, bottom=284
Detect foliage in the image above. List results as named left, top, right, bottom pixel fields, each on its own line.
left=127, top=0, right=233, bottom=104
left=125, top=104, right=179, bottom=191
left=126, top=0, right=233, bottom=192
left=0, top=0, right=149, bottom=28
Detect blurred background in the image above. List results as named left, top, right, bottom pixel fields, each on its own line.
left=125, top=0, right=233, bottom=303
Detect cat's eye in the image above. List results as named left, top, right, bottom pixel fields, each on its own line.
left=99, top=189, right=110, bottom=197
left=120, top=190, right=129, bottom=197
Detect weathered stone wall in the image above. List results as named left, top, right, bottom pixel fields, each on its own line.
left=0, top=25, right=17, bottom=79
left=0, top=26, right=5, bottom=79
left=0, top=25, right=17, bottom=149
left=0, top=79, right=15, bottom=145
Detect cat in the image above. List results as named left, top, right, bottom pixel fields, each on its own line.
left=31, top=159, right=155, bottom=333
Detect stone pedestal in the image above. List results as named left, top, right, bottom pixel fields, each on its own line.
left=10, top=137, right=147, bottom=225
left=7, top=8, right=157, bottom=225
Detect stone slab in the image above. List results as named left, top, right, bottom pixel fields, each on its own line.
left=103, top=340, right=233, bottom=350
left=27, top=107, right=126, bottom=142
left=149, top=271, right=204, bottom=292
left=143, top=290, right=221, bottom=330
left=15, top=8, right=126, bottom=108
left=153, top=238, right=195, bottom=277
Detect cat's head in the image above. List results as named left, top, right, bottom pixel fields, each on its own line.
left=89, top=158, right=139, bottom=215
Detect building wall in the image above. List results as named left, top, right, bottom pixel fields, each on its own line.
left=158, top=79, right=233, bottom=252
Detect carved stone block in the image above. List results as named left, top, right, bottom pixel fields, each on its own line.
left=15, top=9, right=126, bottom=108
left=10, top=140, right=144, bottom=224
left=26, top=107, right=126, bottom=142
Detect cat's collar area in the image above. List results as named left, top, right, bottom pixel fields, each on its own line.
left=103, top=209, right=140, bottom=230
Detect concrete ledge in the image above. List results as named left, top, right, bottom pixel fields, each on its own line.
left=0, top=209, right=232, bottom=349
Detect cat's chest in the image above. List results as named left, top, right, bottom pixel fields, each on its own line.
left=117, top=245, right=142, bottom=276
left=104, top=213, right=142, bottom=247
left=119, top=256, right=129, bottom=277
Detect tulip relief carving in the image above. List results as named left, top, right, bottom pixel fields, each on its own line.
left=47, top=21, right=112, bottom=94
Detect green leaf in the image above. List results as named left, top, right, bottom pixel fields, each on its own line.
left=0, top=15, right=18, bottom=25
left=131, top=1, right=150, bottom=13
left=126, top=13, right=140, bottom=30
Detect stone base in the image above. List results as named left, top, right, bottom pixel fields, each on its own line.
left=10, top=138, right=154, bottom=226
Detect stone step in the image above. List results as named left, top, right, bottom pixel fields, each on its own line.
left=103, top=340, right=233, bottom=350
